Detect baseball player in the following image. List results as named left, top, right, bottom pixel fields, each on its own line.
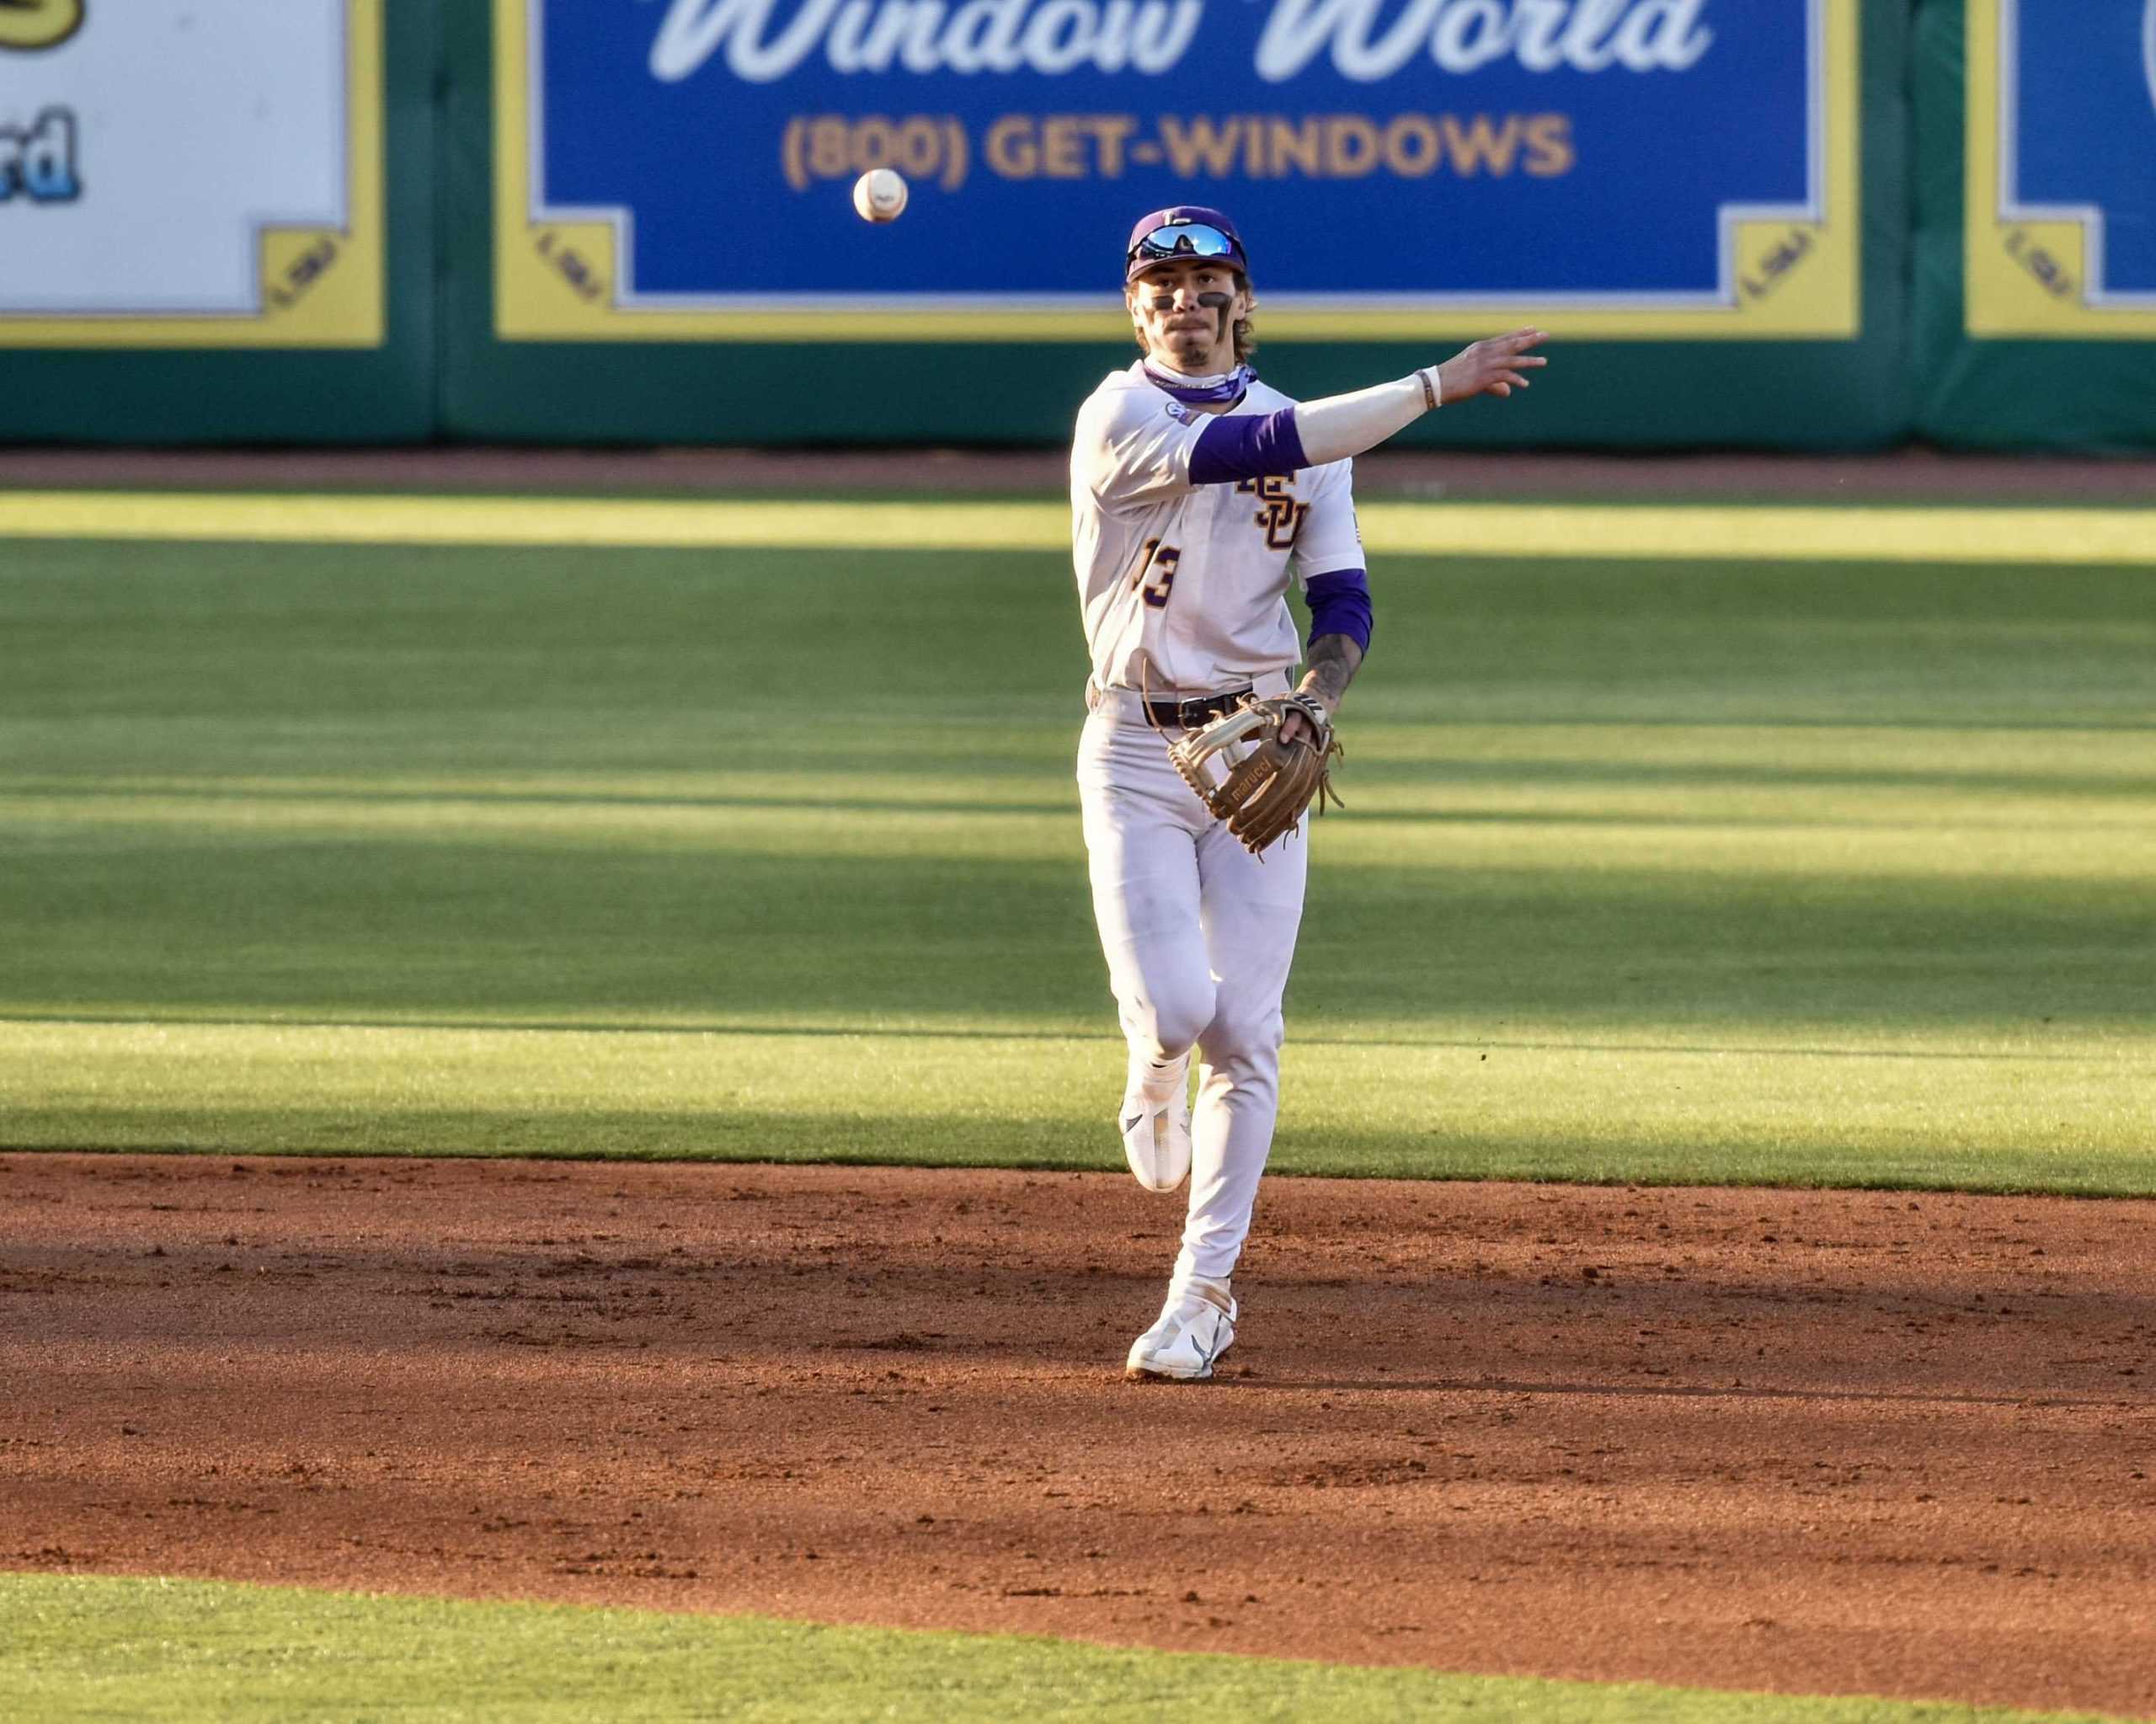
left=1073, top=205, right=1546, bottom=1381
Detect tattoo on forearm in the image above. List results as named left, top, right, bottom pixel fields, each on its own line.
left=1300, top=632, right=1364, bottom=710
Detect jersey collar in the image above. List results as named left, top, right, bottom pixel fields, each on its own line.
left=1140, top=358, right=1255, bottom=408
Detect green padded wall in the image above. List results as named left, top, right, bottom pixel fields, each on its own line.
left=1913, top=0, right=2156, bottom=452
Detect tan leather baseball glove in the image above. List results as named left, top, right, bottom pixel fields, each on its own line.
left=1167, top=692, right=1343, bottom=854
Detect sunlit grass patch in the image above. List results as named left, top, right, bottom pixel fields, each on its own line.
left=0, top=1576, right=2132, bottom=1724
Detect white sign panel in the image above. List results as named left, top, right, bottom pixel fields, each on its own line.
left=0, top=0, right=383, bottom=346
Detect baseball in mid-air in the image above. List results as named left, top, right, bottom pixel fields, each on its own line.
left=852, top=168, right=909, bottom=223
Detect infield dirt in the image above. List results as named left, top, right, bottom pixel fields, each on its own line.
left=3, top=1154, right=2152, bottom=1717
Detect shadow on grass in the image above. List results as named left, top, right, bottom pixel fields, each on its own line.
left=0, top=1010, right=2137, bottom=1066
left=1, top=782, right=1081, bottom=819
left=11, top=738, right=2156, bottom=804
left=6, top=835, right=2155, bottom=1032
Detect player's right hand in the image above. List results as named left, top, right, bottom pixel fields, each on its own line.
left=1435, top=329, right=1549, bottom=403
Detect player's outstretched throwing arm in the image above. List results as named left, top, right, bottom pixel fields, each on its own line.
left=1209, top=328, right=1548, bottom=482
left=1306, top=327, right=1546, bottom=451
left=1076, top=329, right=1548, bottom=508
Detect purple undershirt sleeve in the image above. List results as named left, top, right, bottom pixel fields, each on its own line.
left=1188, top=408, right=1308, bottom=486
left=1304, top=567, right=1374, bottom=654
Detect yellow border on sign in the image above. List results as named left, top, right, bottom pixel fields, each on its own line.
left=0, top=0, right=385, bottom=349
left=496, top=0, right=1860, bottom=344
left=1965, top=0, right=2156, bottom=337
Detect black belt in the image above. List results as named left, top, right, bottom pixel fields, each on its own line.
left=1145, top=688, right=1252, bottom=729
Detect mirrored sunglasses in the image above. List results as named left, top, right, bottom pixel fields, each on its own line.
left=1129, top=222, right=1240, bottom=266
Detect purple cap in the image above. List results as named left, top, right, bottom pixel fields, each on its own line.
left=1125, top=206, right=1250, bottom=283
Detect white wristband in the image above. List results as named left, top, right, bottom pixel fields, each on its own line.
left=1417, top=367, right=1443, bottom=412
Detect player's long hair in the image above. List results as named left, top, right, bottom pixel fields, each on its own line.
left=1131, top=274, right=1257, bottom=366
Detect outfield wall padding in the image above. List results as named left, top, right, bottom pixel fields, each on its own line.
left=1911, top=0, right=2156, bottom=453
left=7, top=3, right=2149, bottom=452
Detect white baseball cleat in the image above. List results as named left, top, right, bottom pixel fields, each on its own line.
left=1124, top=1284, right=1237, bottom=1381
left=1118, top=1054, right=1192, bottom=1192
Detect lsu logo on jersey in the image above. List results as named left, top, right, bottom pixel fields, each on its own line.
left=1236, top=474, right=1308, bottom=552
left=0, top=0, right=84, bottom=53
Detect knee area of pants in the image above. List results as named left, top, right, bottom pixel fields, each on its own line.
left=1147, top=987, right=1218, bottom=1055
left=1199, top=1009, right=1283, bottom=1065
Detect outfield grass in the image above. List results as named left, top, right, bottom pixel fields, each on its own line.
left=1, top=532, right=2150, bottom=1188
left=0, top=1576, right=2132, bottom=1724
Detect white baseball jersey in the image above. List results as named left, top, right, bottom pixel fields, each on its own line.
left=1070, top=363, right=1363, bottom=697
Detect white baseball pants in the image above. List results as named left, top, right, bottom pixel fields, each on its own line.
left=1076, top=697, right=1309, bottom=1289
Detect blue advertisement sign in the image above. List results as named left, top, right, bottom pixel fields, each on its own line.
left=494, top=0, right=1859, bottom=340
left=1966, top=0, right=2156, bottom=334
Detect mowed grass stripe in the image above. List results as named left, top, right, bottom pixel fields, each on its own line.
left=5, top=1018, right=2149, bottom=1193
left=3, top=538, right=2149, bottom=1189
left=0, top=1576, right=2131, bottom=1724
left=3, top=490, right=2156, bottom=564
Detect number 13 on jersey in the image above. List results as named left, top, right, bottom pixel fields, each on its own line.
left=1134, top=539, right=1182, bottom=610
